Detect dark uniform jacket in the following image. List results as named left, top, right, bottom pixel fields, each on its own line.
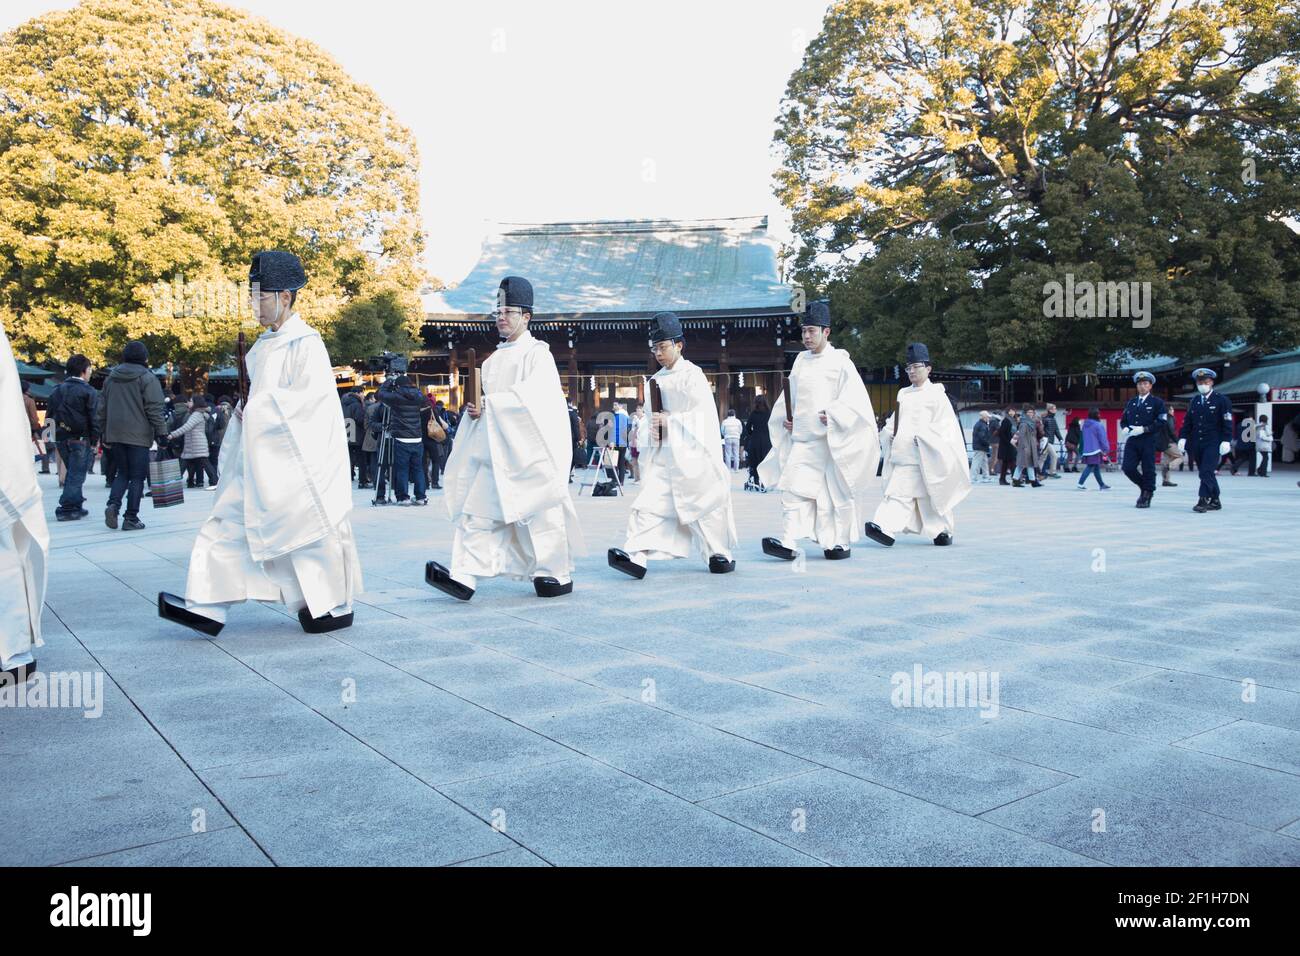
left=1119, top=393, right=1168, bottom=441
left=1179, top=389, right=1233, bottom=456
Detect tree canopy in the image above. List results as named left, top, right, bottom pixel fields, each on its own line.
left=774, top=0, right=1300, bottom=372
left=0, top=0, right=427, bottom=377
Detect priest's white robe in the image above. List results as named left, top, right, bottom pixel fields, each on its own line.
left=182, top=314, right=361, bottom=622
left=0, top=320, right=48, bottom=670
left=442, top=331, right=584, bottom=588
left=875, top=379, right=971, bottom=538
left=622, top=357, right=737, bottom=564
left=758, top=346, right=880, bottom=550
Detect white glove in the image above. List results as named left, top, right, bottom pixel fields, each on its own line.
left=1219, top=441, right=1230, bottom=456
left=1178, top=439, right=1186, bottom=453
left=1129, top=425, right=1145, bottom=436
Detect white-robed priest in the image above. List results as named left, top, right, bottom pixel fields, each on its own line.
left=608, top=311, right=737, bottom=578
left=757, top=301, right=879, bottom=562
left=158, top=251, right=362, bottom=636
left=0, top=318, right=49, bottom=684
left=425, top=276, right=584, bottom=601
left=864, top=342, right=971, bottom=548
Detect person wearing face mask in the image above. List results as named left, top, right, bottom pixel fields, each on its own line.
left=157, top=251, right=362, bottom=636
left=1178, top=367, right=1234, bottom=513
left=425, top=276, right=585, bottom=601
left=608, top=311, right=738, bottom=579
left=865, top=342, right=972, bottom=547
left=756, top=300, right=879, bottom=562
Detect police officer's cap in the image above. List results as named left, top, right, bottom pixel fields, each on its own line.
left=1192, top=367, right=1217, bottom=381
left=249, top=250, right=307, bottom=292
left=906, top=342, right=931, bottom=365
left=497, top=276, right=533, bottom=312
left=1132, top=371, right=1155, bottom=384
left=803, top=300, right=831, bottom=328
left=649, top=312, right=684, bottom=343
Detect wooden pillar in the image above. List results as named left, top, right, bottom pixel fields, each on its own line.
left=567, top=343, right=578, bottom=404
left=718, top=354, right=731, bottom=417
left=448, top=346, right=459, bottom=410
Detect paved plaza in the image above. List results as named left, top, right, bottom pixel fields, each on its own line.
left=4, top=462, right=1300, bottom=867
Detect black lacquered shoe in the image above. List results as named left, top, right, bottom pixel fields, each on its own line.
left=607, top=548, right=646, bottom=579
left=298, top=608, right=353, bottom=633
left=157, top=592, right=224, bottom=636
left=708, top=554, right=736, bottom=574
left=761, top=537, right=797, bottom=561
left=1, top=660, right=36, bottom=686
left=533, top=577, right=573, bottom=598
left=933, top=532, right=953, bottom=546
left=425, top=561, right=474, bottom=601
left=823, top=546, right=851, bottom=560
left=864, top=522, right=895, bottom=547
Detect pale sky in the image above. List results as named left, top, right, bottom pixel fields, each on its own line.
left=1, top=0, right=831, bottom=286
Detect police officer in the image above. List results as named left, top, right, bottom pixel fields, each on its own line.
left=1178, top=368, right=1233, bottom=513
left=1119, top=370, right=1169, bottom=508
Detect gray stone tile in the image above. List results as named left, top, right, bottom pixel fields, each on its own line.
left=1176, top=720, right=1300, bottom=776
left=981, top=779, right=1300, bottom=866
left=521, top=699, right=818, bottom=801
left=57, top=827, right=272, bottom=866
left=439, top=758, right=823, bottom=866
left=1083, top=744, right=1300, bottom=829
left=701, top=769, right=1103, bottom=865
left=199, top=745, right=509, bottom=865
left=31, top=466, right=1300, bottom=866
left=995, top=676, right=1232, bottom=742
left=586, top=661, right=809, bottom=723
left=0, top=731, right=235, bottom=867
left=1112, top=671, right=1300, bottom=732
left=450, top=847, right=552, bottom=867
left=946, top=709, right=1153, bottom=775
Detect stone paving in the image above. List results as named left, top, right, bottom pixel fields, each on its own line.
left=3, top=461, right=1299, bottom=866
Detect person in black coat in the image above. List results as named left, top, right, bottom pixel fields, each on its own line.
left=740, top=397, right=772, bottom=489
left=997, top=407, right=1018, bottom=484
left=377, top=375, right=428, bottom=504
left=340, top=387, right=368, bottom=486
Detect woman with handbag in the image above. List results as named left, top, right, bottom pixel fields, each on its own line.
left=423, top=395, right=447, bottom=490
left=168, top=395, right=218, bottom=489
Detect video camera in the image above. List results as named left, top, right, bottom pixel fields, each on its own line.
left=367, top=351, right=408, bottom=376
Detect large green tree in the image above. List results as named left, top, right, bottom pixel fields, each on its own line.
left=775, top=0, right=1300, bottom=372
left=0, top=0, right=427, bottom=379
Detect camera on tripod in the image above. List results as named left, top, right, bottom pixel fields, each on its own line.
left=367, top=351, right=408, bottom=376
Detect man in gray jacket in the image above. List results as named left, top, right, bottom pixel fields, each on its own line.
left=95, top=340, right=167, bottom=531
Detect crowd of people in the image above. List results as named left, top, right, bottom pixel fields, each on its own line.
left=965, top=397, right=1281, bottom=498
left=22, top=344, right=235, bottom=530
left=6, top=252, right=1298, bottom=687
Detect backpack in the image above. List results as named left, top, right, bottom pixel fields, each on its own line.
left=204, top=411, right=218, bottom=443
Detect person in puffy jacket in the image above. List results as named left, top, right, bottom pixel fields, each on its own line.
left=377, top=375, right=427, bottom=504
left=168, top=395, right=218, bottom=489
